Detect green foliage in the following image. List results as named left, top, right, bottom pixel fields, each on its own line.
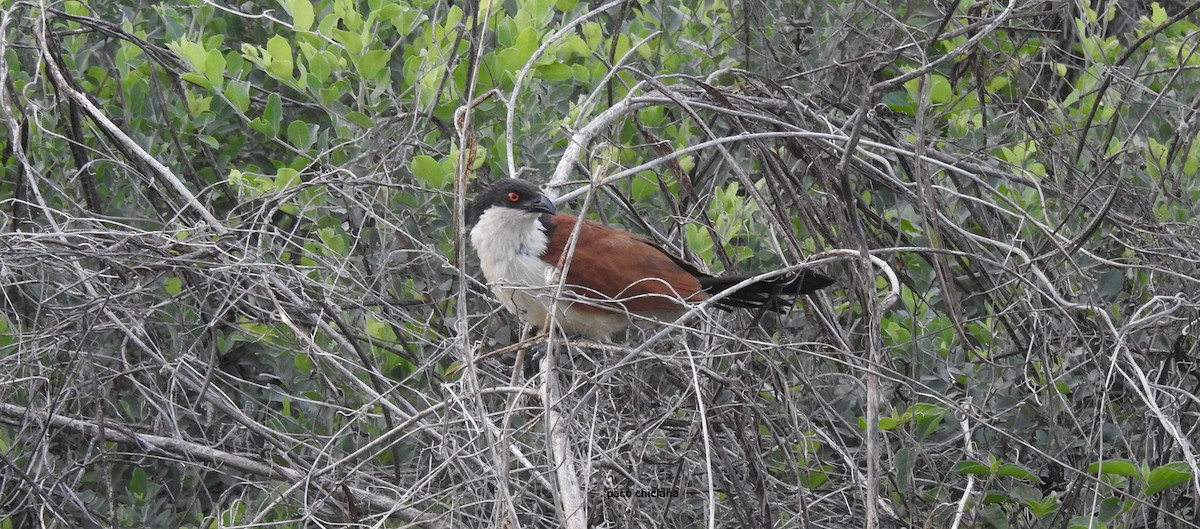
left=874, top=403, right=947, bottom=439
left=409, top=154, right=452, bottom=189
left=1144, top=462, right=1194, bottom=496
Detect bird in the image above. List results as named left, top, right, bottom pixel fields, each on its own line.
left=466, top=178, right=834, bottom=340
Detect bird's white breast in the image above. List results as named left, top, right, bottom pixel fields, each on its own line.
left=470, top=208, right=556, bottom=322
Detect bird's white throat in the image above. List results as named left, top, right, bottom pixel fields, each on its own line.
left=470, top=208, right=557, bottom=321
left=470, top=207, right=549, bottom=263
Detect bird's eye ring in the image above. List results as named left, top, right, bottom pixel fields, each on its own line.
left=507, top=192, right=520, bottom=202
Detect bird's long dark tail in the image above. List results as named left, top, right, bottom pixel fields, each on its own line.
left=698, top=270, right=834, bottom=311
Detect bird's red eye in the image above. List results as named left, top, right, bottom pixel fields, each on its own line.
left=507, top=192, right=520, bottom=202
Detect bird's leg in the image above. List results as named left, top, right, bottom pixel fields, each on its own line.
left=526, top=326, right=582, bottom=369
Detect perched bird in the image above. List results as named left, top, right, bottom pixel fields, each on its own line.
left=467, top=179, right=833, bottom=339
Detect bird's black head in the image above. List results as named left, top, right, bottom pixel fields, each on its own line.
left=466, top=179, right=557, bottom=226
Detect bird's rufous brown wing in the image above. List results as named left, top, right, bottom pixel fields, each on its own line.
left=540, top=213, right=707, bottom=313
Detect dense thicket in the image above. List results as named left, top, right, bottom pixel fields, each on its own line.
left=1, top=0, right=1198, bottom=527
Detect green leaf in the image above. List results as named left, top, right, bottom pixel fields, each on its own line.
left=1149, top=2, right=1168, bottom=26
left=366, top=315, right=397, bottom=341
left=1096, top=270, right=1124, bottom=300
left=982, top=490, right=1008, bottom=504
left=496, top=47, right=528, bottom=75
left=630, top=173, right=656, bottom=201
left=441, top=361, right=463, bottom=382
left=1184, top=144, right=1199, bottom=175
left=317, top=11, right=339, bottom=35
left=902, top=73, right=952, bottom=105
left=286, top=120, right=312, bottom=150
left=582, top=21, right=602, bottom=48
left=929, top=74, right=952, bottom=103
left=332, top=28, right=363, bottom=55
left=164, top=277, right=183, bottom=295
left=318, top=227, right=348, bottom=255
left=1145, top=462, right=1192, bottom=496
left=1023, top=494, right=1060, bottom=519
left=571, top=63, right=591, bottom=83
left=798, top=465, right=830, bottom=489
left=1066, top=516, right=1102, bottom=529
left=952, top=460, right=992, bottom=476
left=997, top=463, right=1040, bottom=482
left=180, top=71, right=211, bottom=90
left=612, top=34, right=630, bottom=60
left=981, top=504, right=1009, bottom=529
left=275, top=168, right=301, bottom=191
left=686, top=224, right=714, bottom=264
left=249, top=120, right=274, bottom=137
left=356, top=50, right=392, bottom=79
left=496, top=18, right=517, bottom=47
left=911, top=403, right=947, bottom=438
left=64, top=0, right=88, bottom=16
left=910, top=403, right=946, bottom=417
left=1097, top=497, right=1122, bottom=523
left=1087, top=459, right=1139, bottom=477
left=346, top=111, right=373, bottom=129
left=496, top=27, right=539, bottom=73
left=380, top=3, right=419, bottom=33
left=882, top=318, right=911, bottom=344
left=306, top=48, right=333, bottom=83
left=169, top=38, right=208, bottom=73
left=264, top=93, right=282, bottom=133
left=0, top=318, right=9, bottom=351
left=469, top=146, right=487, bottom=170
left=266, top=35, right=294, bottom=79
left=535, top=63, right=573, bottom=81
left=204, top=48, right=226, bottom=89
left=282, top=0, right=314, bottom=31
left=294, top=353, right=314, bottom=372
left=224, top=80, right=250, bottom=113
left=443, top=5, right=463, bottom=32
left=129, top=468, right=149, bottom=498
left=514, top=26, right=538, bottom=56
left=410, top=155, right=449, bottom=189
left=185, top=92, right=212, bottom=115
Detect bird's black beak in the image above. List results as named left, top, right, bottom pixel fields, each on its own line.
left=525, top=194, right=556, bottom=216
